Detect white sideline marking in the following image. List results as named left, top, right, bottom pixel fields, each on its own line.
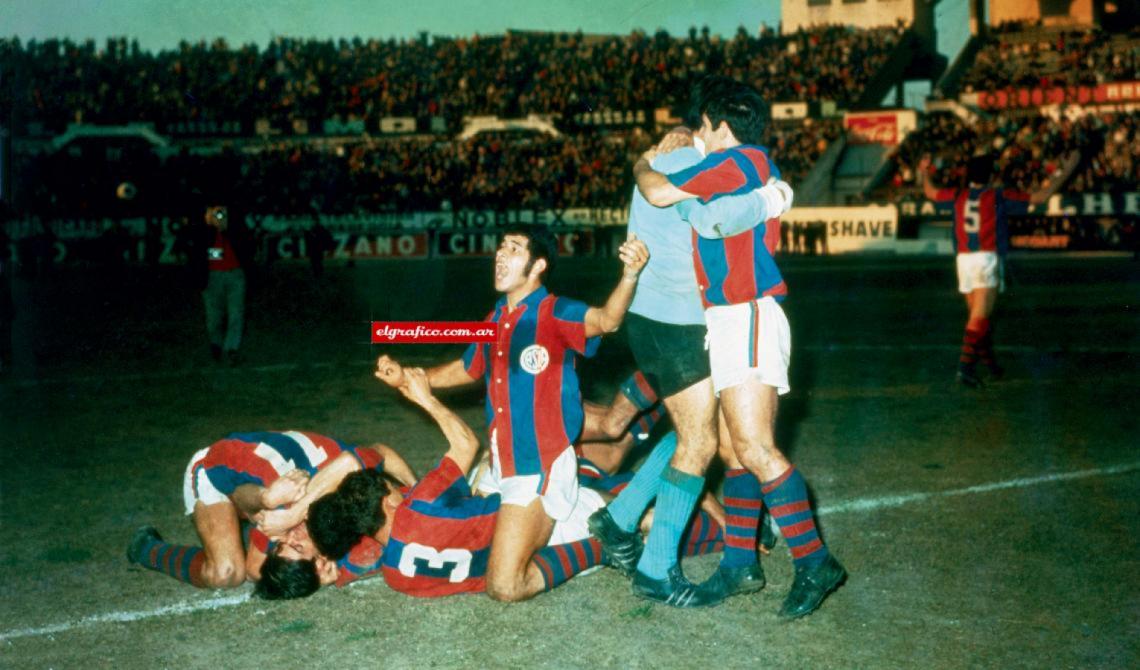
left=0, top=592, right=250, bottom=642
left=2, top=461, right=1137, bottom=643
left=817, top=461, right=1140, bottom=516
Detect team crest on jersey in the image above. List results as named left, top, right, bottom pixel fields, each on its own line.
left=519, top=345, right=549, bottom=374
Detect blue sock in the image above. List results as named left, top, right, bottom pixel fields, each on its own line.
left=636, top=465, right=703, bottom=580
left=607, top=432, right=678, bottom=532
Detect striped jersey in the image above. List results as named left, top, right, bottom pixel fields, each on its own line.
left=335, top=536, right=387, bottom=588
left=190, top=431, right=384, bottom=556
left=462, top=286, right=599, bottom=483
left=933, top=187, right=1029, bottom=255
left=190, top=431, right=382, bottom=496
left=380, top=456, right=501, bottom=597
left=337, top=456, right=726, bottom=594
left=666, top=145, right=786, bottom=307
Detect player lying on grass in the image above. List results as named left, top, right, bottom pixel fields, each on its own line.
left=125, top=431, right=416, bottom=589
left=256, top=366, right=733, bottom=600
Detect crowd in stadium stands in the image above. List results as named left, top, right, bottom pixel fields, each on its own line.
left=960, top=25, right=1140, bottom=92
left=1069, top=111, right=1140, bottom=194
left=882, top=110, right=1140, bottom=199
left=1, top=24, right=901, bottom=132
left=13, top=114, right=836, bottom=218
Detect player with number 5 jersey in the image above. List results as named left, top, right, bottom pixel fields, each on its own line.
left=919, top=151, right=1078, bottom=387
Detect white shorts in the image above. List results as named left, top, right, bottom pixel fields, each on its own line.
left=956, top=252, right=1004, bottom=293
left=704, top=297, right=791, bottom=395
left=548, top=487, right=606, bottom=545
left=182, top=447, right=229, bottom=515
left=474, top=433, right=580, bottom=522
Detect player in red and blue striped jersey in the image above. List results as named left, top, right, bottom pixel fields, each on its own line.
left=630, top=76, right=843, bottom=618
left=125, top=430, right=413, bottom=591
left=375, top=228, right=649, bottom=602
left=287, top=368, right=729, bottom=599
left=920, top=152, right=1079, bottom=387
left=666, top=145, right=787, bottom=309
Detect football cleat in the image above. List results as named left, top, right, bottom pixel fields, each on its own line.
left=587, top=509, right=643, bottom=578
left=778, top=555, right=847, bottom=620
left=632, top=564, right=725, bottom=608
left=703, top=562, right=766, bottom=598
left=956, top=366, right=983, bottom=389
left=127, top=525, right=162, bottom=565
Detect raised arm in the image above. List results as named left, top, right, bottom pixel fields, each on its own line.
left=376, top=355, right=476, bottom=391
left=583, top=237, right=649, bottom=337
left=677, top=178, right=794, bottom=239
left=1029, top=150, right=1080, bottom=206
left=917, top=155, right=943, bottom=201
left=396, top=367, right=482, bottom=474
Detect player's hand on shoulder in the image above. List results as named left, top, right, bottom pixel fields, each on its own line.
left=618, top=236, right=650, bottom=279
left=638, top=145, right=660, bottom=167
left=375, top=354, right=405, bottom=388
left=656, top=127, right=694, bottom=154
left=761, top=178, right=795, bottom=217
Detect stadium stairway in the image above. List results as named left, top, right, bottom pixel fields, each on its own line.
left=831, top=143, right=887, bottom=205
left=932, top=34, right=984, bottom=100
left=803, top=28, right=946, bottom=205
left=797, top=133, right=846, bottom=206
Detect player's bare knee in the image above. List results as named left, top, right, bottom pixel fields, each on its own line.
left=485, top=576, right=527, bottom=602
left=601, top=414, right=628, bottom=441
left=203, top=559, right=245, bottom=588
left=674, top=436, right=717, bottom=471
left=737, top=440, right=781, bottom=474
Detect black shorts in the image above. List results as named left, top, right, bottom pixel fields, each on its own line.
left=625, top=312, right=711, bottom=400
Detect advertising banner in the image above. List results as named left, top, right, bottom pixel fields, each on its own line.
left=964, top=81, right=1140, bottom=111
left=780, top=205, right=899, bottom=254
left=843, top=110, right=916, bottom=146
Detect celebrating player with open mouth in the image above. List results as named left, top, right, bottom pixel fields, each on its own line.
left=374, top=227, right=648, bottom=601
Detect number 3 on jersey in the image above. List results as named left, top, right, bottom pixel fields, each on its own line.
left=398, top=543, right=473, bottom=583
left=964, top=198, right=982, bottom=233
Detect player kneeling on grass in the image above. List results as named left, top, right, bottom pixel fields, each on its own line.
left=376, top=228, right=649, bottom=603
left=125, top=431, right=415, bottom=590
left=260, top=365, right=736, bottom=600
left=262, top=367, right=615, bottom=599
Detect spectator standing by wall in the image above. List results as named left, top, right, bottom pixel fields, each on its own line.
left=192, top=204, right=253, bottom=365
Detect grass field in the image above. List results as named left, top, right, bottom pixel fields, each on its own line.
left=1, top=253, right=1138, bottom=669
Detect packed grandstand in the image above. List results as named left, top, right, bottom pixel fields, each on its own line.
left=2, top=14, right=1138, bottom=256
